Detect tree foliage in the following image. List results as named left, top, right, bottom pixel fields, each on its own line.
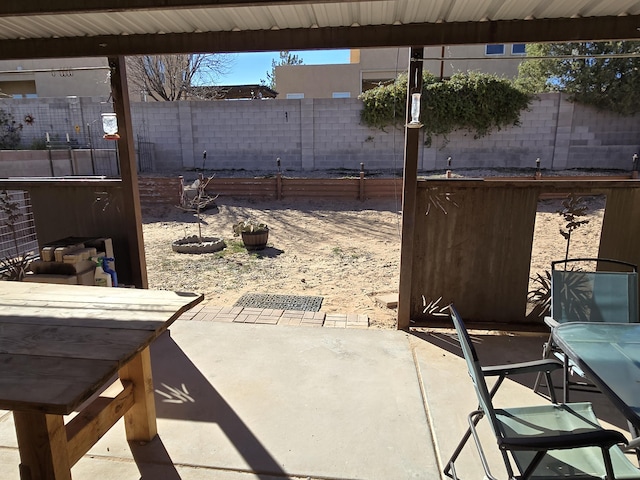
left=264, top=51, right=304, bottom=89
left=359, top=72, right=531, bottom=146
left=126, top=54, right=233, bottom=101
left=516, top=42, right=640, bottom=115
left=0, top=110, right=22, bottom=149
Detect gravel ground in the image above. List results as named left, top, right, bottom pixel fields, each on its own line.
left=143, top=197, right=404, bottom=329
left=142, top=186, right=605, bottom=329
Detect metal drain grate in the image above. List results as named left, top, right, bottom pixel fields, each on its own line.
left=234, top=293, right=323, bottom=312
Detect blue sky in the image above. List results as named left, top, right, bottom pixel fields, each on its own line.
left=217, top=50, right=350, bottom=85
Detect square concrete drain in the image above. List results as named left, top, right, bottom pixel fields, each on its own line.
left=234, top=293, right=323, bottom=312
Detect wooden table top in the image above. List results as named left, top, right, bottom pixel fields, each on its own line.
left=0, top=282, right=203, bottom=415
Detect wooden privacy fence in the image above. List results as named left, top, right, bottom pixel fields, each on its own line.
left=137, top=175, right=404, bottom=206
left=138, top=177, right=184, bottom=206
left=409, top=178, right=640, bottom=326
left=138, top=173, right=636, bottom=207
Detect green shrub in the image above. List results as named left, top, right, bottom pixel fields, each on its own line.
left=359, top=72, right=532, bottom=147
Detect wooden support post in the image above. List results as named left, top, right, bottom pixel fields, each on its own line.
left=359, top=162, right=365, bottom=201
left=118, top=347, right=157, bottom=442
left=13, top=412, right=71, bottom=480
left=397, top=47, right=424, bottom=331
left=108, top=56, right=148, bottom=288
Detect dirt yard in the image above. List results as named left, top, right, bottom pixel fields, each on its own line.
left=142, top=195, right=605, bottom=329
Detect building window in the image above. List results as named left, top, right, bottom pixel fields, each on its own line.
left=332, top=92, right=350, bottom=98
left=512, top=44, right=526, bottom=55
left=286, top=93, right=304, bottom=99
left=485, top=44, right=505, bottom=55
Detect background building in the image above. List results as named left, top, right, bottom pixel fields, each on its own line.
left=0, top=58, right=110, bottom=98
left=275, top=44, right=526, bottom=99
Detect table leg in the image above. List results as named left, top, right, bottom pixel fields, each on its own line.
left=13, top=411, right=71, bottom=480
left=119, top=346, right=157, bottom=442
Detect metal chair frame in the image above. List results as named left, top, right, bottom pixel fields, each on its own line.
left=445, top=305, right=640, bottom=480
left=533, top=258, right=638, bottom=402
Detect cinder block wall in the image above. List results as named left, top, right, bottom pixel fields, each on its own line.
left=1, top=93, right=639, bottom=175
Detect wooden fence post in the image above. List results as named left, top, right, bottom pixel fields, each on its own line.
left=178, top=176, right=185, bottom=207
left=359, top=162, right=365, bottom=201
left=276, top=173, right=282, bottom=200
left=276, top=158, right=283, bottom=200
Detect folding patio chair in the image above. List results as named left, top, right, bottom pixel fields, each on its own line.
left=445, top=305, right=640, bottom=480
left=533, top=258, right=638, bottom=402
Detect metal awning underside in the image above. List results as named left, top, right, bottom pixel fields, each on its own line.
left=1, top=0, right=640, bottom=60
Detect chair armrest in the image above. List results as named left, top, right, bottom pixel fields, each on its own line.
left=482, top=359, right=563, bottom=377
left=501, top=429, right=627, bottom=451
left=544, top=316, right=559, bottom=329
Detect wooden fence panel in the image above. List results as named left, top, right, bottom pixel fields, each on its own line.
left=363, top=178, right=403, bottom=200
left=281, top=178, right=360, bottom=199
left=138, top=176, right=405, bottom=204
left=411, top=181, right=540, bottom=324
left=138, top=177, right=183, bottom=206
left=206, top=178, right=277, bottom=199
left=598, top=188, right=640, bottom=272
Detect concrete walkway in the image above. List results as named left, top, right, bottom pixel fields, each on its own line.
left=0, top=317, right=631, bottom=479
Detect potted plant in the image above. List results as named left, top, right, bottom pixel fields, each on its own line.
left=232, top=220, right=269, bottom=251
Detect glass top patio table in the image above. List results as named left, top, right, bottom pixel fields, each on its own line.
left=552, top=322, right=640, bottom=431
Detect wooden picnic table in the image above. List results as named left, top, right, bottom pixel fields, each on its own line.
left=0, top=281, right=203, bottom=480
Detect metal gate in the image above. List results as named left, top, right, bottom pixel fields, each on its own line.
left=137, top=137, right=154, bottom=173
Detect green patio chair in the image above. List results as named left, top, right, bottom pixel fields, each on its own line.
left=533, top=258, right=638, bottom=402
left=445, top=305, right=640, bottom=480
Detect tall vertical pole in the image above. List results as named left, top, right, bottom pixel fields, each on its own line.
left=397, top=47, right=424, bottom=330
left=108, top=56, right=148, bottom=288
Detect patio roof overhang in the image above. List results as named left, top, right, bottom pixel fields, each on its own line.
left=1, top=1, right=640, bottom=60
left=3, top=0, right=639, bottom=330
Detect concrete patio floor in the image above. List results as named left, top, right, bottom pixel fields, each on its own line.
left=0, top=316, right=634, bottom=479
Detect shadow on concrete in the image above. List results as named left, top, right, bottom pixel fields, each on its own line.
left=141, top=331, right=288, bottom=479
left=130, top=436, right=181, bottom=480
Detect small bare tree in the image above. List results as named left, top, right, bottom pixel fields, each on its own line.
left=558, top=193, right=590, bottom=266
left=126, top=54, right=234, bottom=101
left=178, top=174, right=218, bottom=242
left=527, top=193, right=591, bottom=319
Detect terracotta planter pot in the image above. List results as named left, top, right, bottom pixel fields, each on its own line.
left=241, top=230, right=269, bottom=251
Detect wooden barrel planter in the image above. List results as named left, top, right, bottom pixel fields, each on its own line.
left=241, top=230, right=269, bottom=251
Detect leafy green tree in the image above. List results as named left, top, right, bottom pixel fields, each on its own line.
left=0, top=110, right=22, bottom=149
left=263, top=51, right=304, bottom=89
left=516, top=42, right=640, bottom=115
left=359, top=72, right=531, bottom=146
